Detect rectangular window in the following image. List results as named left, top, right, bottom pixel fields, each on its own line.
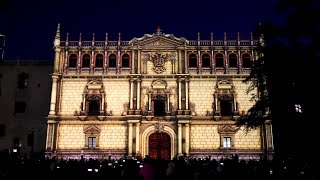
left=223, top=137, right=231, bottom=148
left=15, top=101, right=26, bottom=113
left=88, top=137, right=96, bottom=148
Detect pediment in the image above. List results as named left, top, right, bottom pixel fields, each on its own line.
left=128, top=32, right=188, bottom=48
left=83, top=124, right=101, bottom=134
left=217, top=80, right=232, bottom=89
left=218, top=125, right=238, bottom=134
left=152, top=80, right=167, bottom=89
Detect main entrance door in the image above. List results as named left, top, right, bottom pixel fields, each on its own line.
left=148, top=132, right=171, bottom=160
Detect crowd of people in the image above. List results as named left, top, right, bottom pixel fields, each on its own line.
left=0, top=151, right=317, bottom=180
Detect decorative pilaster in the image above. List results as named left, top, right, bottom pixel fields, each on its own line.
left=184, top=79, right=190, bottom=115
left=45, top=121, right=57, bottom=152
left=148, top=91, right=152, bottom=115
left=178, top=49, right=182, bottom=74
left=128, top=123, right=133, bottom=156
left=135, top=123, right=140, bottom=153
left=135, top=79, right=141, bottom=115
left=129, top=78, right=134, bottom=115
left=184, top=49, right=188, bottom=74
left=185, top=124, right=190, bottom=155
left=49, top=76, right=59, bottom=115
left=131, top=49, right=135, bottom=74
left=137, top=49, right=141, bottom=74
left=178, top=78, right=182, bottom=110
left=117, top=33, right=121, bottom=74
left=77, top=33, right=82, bottom=74
left=178, top=124, right=182, bottom=155
left=166, top=93, right=170, bottom=114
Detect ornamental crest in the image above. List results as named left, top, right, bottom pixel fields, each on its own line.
left=150, top=52, right=168, bottom=74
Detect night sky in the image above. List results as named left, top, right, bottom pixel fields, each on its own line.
left=0, top=0, right=281, bottom=60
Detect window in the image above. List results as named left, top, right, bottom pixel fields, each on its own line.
left=17, top=72, right=28, bottom=89
left=69, top=54, right=77, bottom=67
left=88, top=137, right=97, bottom=148
left=228, top=54, right=238, bottom=67
left=242, top=54, right=251, bottom=68
left=295, top=104, right=302, bottom=113
left=223, top=137, right=231, bottom=148
left=188, top=54, right=197, bottom=67
left=215, top=54, right=224, bottom=68
left=220, top=95, right=233, bottom=116
left=202, top=53, right=211, bottom=68
left=95, top=54, right=104, bottom=67
left=122, top=53, right=130, bottom=67
left=15, top=101, right=26, bottom=113
left=109, top=54, right=117, bottom=67
left=82, top=54, right=91, bottom=67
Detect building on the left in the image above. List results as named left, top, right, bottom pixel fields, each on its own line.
left=0, top=60, right=53, bottom=156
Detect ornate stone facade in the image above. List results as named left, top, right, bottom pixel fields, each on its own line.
left=45, top=25, right=274, bottom=160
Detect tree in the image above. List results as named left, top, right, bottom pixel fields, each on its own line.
left=236, top=0, right=320, bottom=161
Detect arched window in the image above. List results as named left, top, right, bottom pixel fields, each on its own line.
left=95, top=54, right=103, bottom=67
left=242, top=53, right=251, bottom=68
left=122, top=53, right=130, bottom=68
left=215, top=54, right=224, bottom=68
left=82, top=54, right=90, bottom=67
left=109, top=54, right=117, bottom=67
left=202, top=53, right=211, bottom=68
left=188, top=53, right=197, bottom=68
left=69, top=54, right=77, bottom=67
left=229, top=54, right=238, bottom=67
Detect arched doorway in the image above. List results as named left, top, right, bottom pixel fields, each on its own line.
left=148, top=132, right=171, bottom=160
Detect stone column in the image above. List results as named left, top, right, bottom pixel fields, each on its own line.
left=101, top=95, right=105, bottom=113
left=178, top=78, right=182, bottom=110
left=64, top=51, right=68, bottom=73
left=178, top=124, right=182, bottom=154
left=172, top=55, right=175, bottom=74
left=137, top=79, right=141, bottom=110
left=233, top=95, right=237, bottom=112
left=166, top=93, right=170, bottom=113
left=185, top=79, right=189, bottom=110
left=148, top=92, right=152, bottom=115
left=77, top=49, right=81, bottom=74
left=137, top=49, right=141, bottom=74
left=178, top=49, right=182, bottom=74
left=130, top=79, right=134, bottom=110
left=184, top=49, right=188, bottom=73
left=131, top=49, right=135, bottom=74
left=185, top=124, right=190, bottom=155
left=82, top=94, right=86, bottom=112
left=128, top=123, right=133, bottom=156
left=49, top=76, right=59, bottom=115
left=54, top=47, right=61, bottom=73
left=135, top=123, right=140, bottom=153
left=91, top=49, right=94, bottom=74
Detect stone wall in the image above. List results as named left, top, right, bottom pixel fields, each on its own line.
left=58, top=124, right=128, bottom=150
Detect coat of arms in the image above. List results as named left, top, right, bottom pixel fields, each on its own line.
left=150, top=52, right=168, bottom=74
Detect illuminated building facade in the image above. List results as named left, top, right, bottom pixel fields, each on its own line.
left=45, top=24, right=274, bottom=160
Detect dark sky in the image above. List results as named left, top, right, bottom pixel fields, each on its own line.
left=0, top=0, right=281, bottom=60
